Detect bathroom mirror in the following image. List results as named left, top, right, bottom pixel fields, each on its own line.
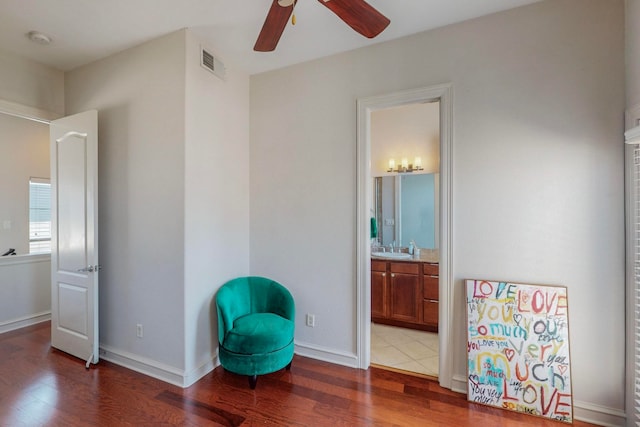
left=373, top=173, right=439, bottom=249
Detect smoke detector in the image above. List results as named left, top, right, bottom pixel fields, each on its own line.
left=26, top=31, right=52, bottom=45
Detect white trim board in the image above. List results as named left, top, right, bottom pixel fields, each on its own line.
left=0, top=312, right=51, bottom=335
left=0, top=98, right=61, bottom=124
left=294, top=341, right=359, bottom=369
left=98, top=344, right=218, bottom=388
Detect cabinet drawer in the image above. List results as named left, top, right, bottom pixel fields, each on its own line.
left=423, top=300, right=439, bottom=326
left=423, top=263, right=439, bottom=275
left=423, top=275, right=439, bottom=300
left=371, top=260, right=387, bottom=272
left=390, top=262, right=419, bottom=274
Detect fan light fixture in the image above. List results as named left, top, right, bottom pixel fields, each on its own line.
left=254, top=0, right=390, bottom=52
left=388, top=157, right=423, bottom=173
left=27, top=30, right=52, bottom=45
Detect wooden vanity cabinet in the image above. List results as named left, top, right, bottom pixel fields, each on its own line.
left=422, top=263, right=439, bottom=328
left=371, top=259, right=439, bottom=331
left=371, top=261, right=388, bottom=319
left=388, top=262, right=421, bottom=324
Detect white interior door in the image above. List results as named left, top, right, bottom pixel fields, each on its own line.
left=50, top=110, right=99, bottom=368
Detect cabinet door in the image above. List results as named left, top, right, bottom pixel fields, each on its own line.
left=371, top=270, right=387, bottom=319
left=389, top=272, right=420, bottom=323
left=423, top=275, right=439, bottom=301
left=423, top=300, right=439, bottom=326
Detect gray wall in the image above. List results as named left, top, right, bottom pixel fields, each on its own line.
left=250, top=0, right=625, bottom=421
left=65, top=30, right=188, bottom=370
left=64, top=29, right=251, bottom=385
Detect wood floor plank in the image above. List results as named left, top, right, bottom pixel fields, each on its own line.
left=0, top=322, right=600, bottom=426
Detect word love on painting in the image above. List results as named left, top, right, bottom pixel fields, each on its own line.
left=470, top=280, right=568, bottom=317
left=466, top=279, right=572, bottom=423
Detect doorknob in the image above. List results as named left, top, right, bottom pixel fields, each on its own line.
left=77, top=265, right=102, bottom=273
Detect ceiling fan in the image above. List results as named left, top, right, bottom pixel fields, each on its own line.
left=254, top=0, right=390, bottom=52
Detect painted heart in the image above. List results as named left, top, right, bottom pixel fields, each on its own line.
left=557, top=365, right=568, bottom=375
left=504, top=348, right=516, bottom=361
left=513, top=313, right=523, bottom=325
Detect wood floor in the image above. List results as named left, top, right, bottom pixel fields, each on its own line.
left=0, top=322, right=597, bottom=426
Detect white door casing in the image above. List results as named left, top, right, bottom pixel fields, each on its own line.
left=50, top=110, right=99, bottom=368
left=356, top=84, right=453, bottom=389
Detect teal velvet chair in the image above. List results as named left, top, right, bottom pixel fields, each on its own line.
left=215, top=276, right=295, bottom=389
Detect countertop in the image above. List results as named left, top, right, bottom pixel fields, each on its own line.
left=371, top=248, right=439, bottom=264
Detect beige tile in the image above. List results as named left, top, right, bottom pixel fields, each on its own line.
left=417, top=333, right=439, bottom=351
left=370, top=345, right=412, bottom=366
left=371, top=322, right=439, bottom=378
left=392, top=360, right=432, bottom=375
left=397, top=340, right=437, bottom=360
left=378, top=332, right=415, bottom=346
left=371, top=334, right=392, bottom=350
left=416, top=356, right=439, bottom=376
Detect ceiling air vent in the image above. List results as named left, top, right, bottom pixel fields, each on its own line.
left=200, top=47, right=226, bottom=80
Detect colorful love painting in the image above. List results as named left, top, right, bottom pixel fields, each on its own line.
left=465, top=279, right=572, bottom=423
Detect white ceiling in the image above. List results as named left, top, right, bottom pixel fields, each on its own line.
left=0, top=0, right=541, bottom=75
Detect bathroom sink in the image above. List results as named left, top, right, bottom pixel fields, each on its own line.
left=372, top=252, right=412, bottom=259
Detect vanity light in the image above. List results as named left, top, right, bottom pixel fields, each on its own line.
left=388, top=159, right=395, bottom=170
left=387, top=156, right=424, bottom=173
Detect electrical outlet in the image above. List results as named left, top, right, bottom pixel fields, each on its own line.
left=306, top=314, right=315, bottom=327
left=136, top=323, right=143, bottom=338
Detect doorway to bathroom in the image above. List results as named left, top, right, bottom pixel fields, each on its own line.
left=369, top=101, right=440, bottom=378
left=356, top=84, right=453, bottom=388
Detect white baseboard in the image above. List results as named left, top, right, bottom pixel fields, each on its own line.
left=99, top=344, right=217, bottom=388
left=572, top=401, right=626, bottom=427
left=450, top=373, right=468, bottom=394
left=0, top=311, right=51, bottom=334
left=184, top=357, right=219, bottom=388
left=294, top=340, right=358, bottom=368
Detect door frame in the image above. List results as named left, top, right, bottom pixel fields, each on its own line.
left=356, top=84, right=453, bottom=389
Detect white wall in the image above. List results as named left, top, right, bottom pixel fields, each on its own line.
left=0, top=50, right=61, bottom=337
left=627, top=0, right=640, bottom=109
left=0, top=113, right=49, bottom=254
left=0, top=255, right=50, bottom=332
left=371, top=102, right=439, bottom=176
left=250, top=0, right=625, bottom=423
left=183, top=31, right=250, bottom=383
left=64, top=29, right=251, bottom=386
left=65, top=31, right=187, bottom=371
left=0, top=50, right=64, bottom=115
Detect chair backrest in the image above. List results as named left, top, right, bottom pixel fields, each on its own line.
left=216, top=276, right=295, bottom=343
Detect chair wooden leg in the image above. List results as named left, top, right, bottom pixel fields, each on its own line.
left=249, top=375, right=258, bottom=389
left=286, top=361, right=292, bottom=370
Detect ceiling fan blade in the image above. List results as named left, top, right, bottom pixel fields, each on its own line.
left=254, top=0, right=296, bottom=52
left=317, top=0, right=390, bottom=39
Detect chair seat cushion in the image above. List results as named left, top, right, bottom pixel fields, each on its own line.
left=222, top=312, right=294, bottom=355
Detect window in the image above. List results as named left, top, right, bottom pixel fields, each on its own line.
left=29, top=177, right=51, bottom=253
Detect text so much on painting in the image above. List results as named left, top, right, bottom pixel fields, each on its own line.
left=465, top=280, right=572, bottom=423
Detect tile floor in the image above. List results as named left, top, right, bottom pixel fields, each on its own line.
left=371, top=322, right=439, bottom=377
